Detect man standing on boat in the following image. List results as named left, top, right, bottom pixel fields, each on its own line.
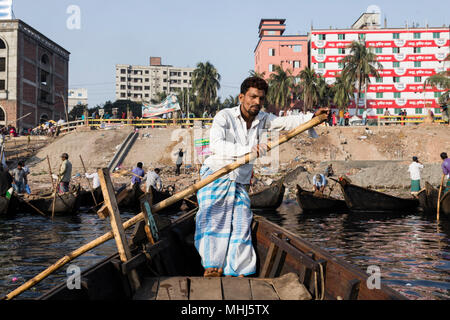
left=195, top=76, right=328, bottom=277
left=131, top=162, right=145, bottom=187
left=440, top=152, right=450, bottom=194
left=145, top=168, right=163, bottom=192
left=408, top=156, right=423, bottom=197
left=313, top=173, right=328, bottom=196
left=58, top=153, right=72, bottom=193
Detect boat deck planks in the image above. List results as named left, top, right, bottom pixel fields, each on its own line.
left=132, top=275, right=310, bottom=300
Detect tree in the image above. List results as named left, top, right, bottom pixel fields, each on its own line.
left=424, top=54, right=450, bottom=105
left=341, top=41, right=383, bottom=113
left=68, top=104, right=88, bottom=120
left=248, top=69, right=266, bottom=78
left=333, top=75, right=353, bottom=111
left=192, top=61, right=221, bottom=115
left=316, top=76, right=333, bottom=108
left=298, top=67, right=319, bottom=113
left=267, top=65, right=294, bottom=113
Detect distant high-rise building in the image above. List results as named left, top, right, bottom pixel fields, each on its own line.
left=68, top=88, right=88, bottom=112
left=0, top=19, right=70, bottom=129
left=310, top=12, right=449, bottom=117
left=254, top=19, right=309, bottom=80
left=115, top=57, right=194, bottom=103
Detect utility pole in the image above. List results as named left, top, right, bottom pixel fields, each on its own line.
left=60, top=91, right=69, bottom=123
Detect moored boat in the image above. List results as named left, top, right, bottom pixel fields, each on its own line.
left=417, top=181, right=450, bottom=218
left=37, top=208, right=406, bottom=300
left=19, top=186, right=81, bottom=216
left=336, top=177, right=419, bottom=214
left=296, top=184, right=348, bottom=214
left=249, top=178, right=285, bottom=210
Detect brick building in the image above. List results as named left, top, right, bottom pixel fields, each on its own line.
left=0, top=19, right=70, bottom=131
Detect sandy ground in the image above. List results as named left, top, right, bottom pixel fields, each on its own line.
left=9, top=122, right=448, bottom=198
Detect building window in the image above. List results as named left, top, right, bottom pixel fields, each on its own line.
left=41, top=54, right=49, bottom=65
left=0, top=80, right=4, bottom=90
left=268, top=64, right=274, bottom=72
left=144, top=86, right=150, bottom=90
left=0, top=57, right=5, bottom=72
left=394, top=108, right=401, bottom=114
left=375, top=47, right=382, bottom=54
left=145, top=78, right=149, bottom=82
left=393, top=62, right=400, bottom=68
left=413, top=33, right=421, bottom=39
left=434, top=108, right=441, bottom=114
left=0, top=39, right=5, bottom=49
left=433, top=32, right=440, bottom=39
left=376, top=77, right=383, bottom=83
left=121, top=93, right=126, bottom=98
left=376, top=92, right=383, bottom=98
left=393, top=77, right=400, bottom=83
left=394, top=92, right=401, bottom=98
left=318, top=63, right=325, bottom=69
left=434, top=92, right=441, bottom=98
left=414, top=61, right=421, bottom=68
left=358, top=33, right=365, bottom=40
left=393, top=33, right=400, bottom=39
left=393, top=47, right=400, bottom=54
left=120, top=77, right=126, bottom=82
left=120, top=85, right=125, bottom=90
left=338, top=62, right=344, bottom=69
left=338, top=34, right=345, bottom=40
left=414, top=47, right=421, bottom=54
left=415, top=108, right=423, bottom=114
left=318, top=48, right=325, bottom=54
left=318, top=34, right=326, bottom=40
left=268, top=31, right=276, bottom=35
left=269, top=48, right=275, bottom=56
left=338, top=48, right=346, bottom=54
left=293, top=45, right=302, bottom=52
left=377, top=108, right=384, bottom=115
left=414, top=76, right=422, bottom=82
left=121, top=69, right=126, bottom=74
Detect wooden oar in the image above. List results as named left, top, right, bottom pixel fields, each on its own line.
left=437, top=174, right=445, bottom=221
left=1, top=113, right=327, bottom=300
left=79, top=155, right=98, bottom=206
left=46, top=156, right=58, bottom=220
left=21, top=199, right=47, bottom=218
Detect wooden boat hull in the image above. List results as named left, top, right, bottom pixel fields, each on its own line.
left=38, top=210, right=406, bottom=300
left=25, top=192, right=81, bottom=216
left=337, top=178, right=419, bottom=213
left=78, top=187, right=103, bottom=208
left=296, top=185, right=348, bottom=214
left=418, top=181, right=450, bottom=218
left=250, top=179, right=285, bottom=210
left=0, top=196, right=9, bottom=215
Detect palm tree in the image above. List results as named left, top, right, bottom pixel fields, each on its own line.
left=191, top=61, right=221, bottom=115
left=333, top=75, right=353, bottom=111
left=249, top=70, right=266, bottom=78
left=341, top=41, right=383, bottom=113
left=316, top=76, right=333, bottom=108
left=223, top=94, right=240, bottom=108
left=298, top=67, right=319, bottom=113
left=267, top=65, right=295, bottom=113
left=424, top=54, right=450, bottom=105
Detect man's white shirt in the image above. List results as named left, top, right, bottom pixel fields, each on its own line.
left=203, top=106, right=318, bottom=184
left=408, top=162, right=424, bottom=180
left=85, top=172, right=100, bottom=189
left=146, top=171, right=163, bottom=192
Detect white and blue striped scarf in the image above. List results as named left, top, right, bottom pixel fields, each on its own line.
left=194, top=166, right=256, bottom=277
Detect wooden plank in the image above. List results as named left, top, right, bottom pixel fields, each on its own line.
left=343, top=279, right=361, bottom=300
left=133, top=278, right=159, bottom=300
left=272, top=273, right=312, bottom=300
left=250, top=279, right=279, bottom=300
left=189, top=277, right=222, bottom=300
left=260, top=242, right=278, bottom=278
left=98, top=168, right=140, bottom=291
left=156, top=277, right=189, bottom=300
left=222, top=277, right=252, bottom=300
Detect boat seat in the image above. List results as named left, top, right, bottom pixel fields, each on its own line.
left=132, top=272, right=312, bottom=300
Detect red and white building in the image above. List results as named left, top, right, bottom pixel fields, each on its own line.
left=310, top=12, right=449, bottom=118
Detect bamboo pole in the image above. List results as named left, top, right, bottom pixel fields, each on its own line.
left=1, top=114, right=327, bottom=300
left=437, top=174, right=445, bottom=221
left=79, top=155, right=98, bottom=206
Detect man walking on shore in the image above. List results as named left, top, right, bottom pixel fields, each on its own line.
left=194, top=76, right=328, bottom=278
left=408, top=156, right=423, bottom=197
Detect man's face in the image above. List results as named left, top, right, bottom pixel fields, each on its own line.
left=239, top=87, right=266, bottom=117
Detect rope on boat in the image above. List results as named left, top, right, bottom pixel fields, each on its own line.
left=314, top=263, right=325, bottom=300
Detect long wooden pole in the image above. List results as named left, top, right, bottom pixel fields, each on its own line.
left=437, top=174, right=445, bottom=221
left=1, top=114, right=327, bottom=300
left=79, top=155, right=98, bottom=206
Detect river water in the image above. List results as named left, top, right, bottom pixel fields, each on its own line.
left=0, top=201, right=449, bottom=300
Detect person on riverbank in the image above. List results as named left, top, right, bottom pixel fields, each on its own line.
left=408, top=156, right=424, bottom=197
left=145, top=168, right=163, bottom=192
left=58, top=153, right=72, bottom=193
left=194, top=76, right=328, bottom=278
left=175, top=148, right=183, bottom=175
left=440, top=152, right=450, bottom=193
left=325, top=164, right=334, bottom=177
left=131, top=162, right=145, bottom=187
left=339, top=109, right=345, bottom=126
left=11, top=161, right=28, bottom=194
left=313, top=173, right=328, bottom=196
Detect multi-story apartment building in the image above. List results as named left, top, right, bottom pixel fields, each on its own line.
left=115, top=57, right=194, bottom=103
left=254, top=19, right=309, bottom=80
left=0, top=19, right=70, bottom=129
left=68, top=88, right=88, bottom=112
left=310, top=12, right=449, bottom=118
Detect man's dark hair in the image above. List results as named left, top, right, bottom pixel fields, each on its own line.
left=240, top=76, right=268, bottom=95
left=137, top=162, right=143, bottom=168
left=441, top=152, right=448, bottom=160
left=155, top=168, right=160, bottom=174
left=18, top=161, right=24, bottom=166
left=412, top=156, right=418, bottom=162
